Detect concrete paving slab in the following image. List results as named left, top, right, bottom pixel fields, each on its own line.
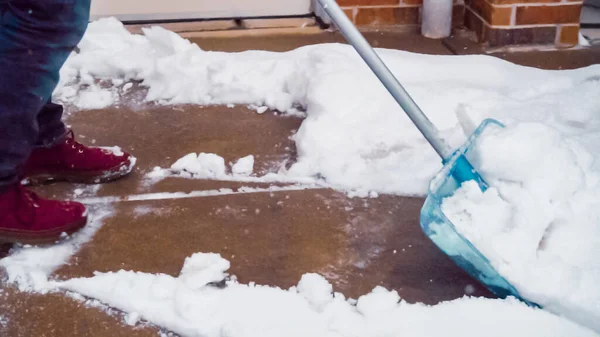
left=32, top=100, right=301, bottom=201
left=0, top=286, right=161, bottom=337
left=53, top=190, right=491, bottom=303
left=188, top=29, right=454, bottom=54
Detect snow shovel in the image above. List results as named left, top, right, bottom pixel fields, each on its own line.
left=316, top=0, right=537, bottom=305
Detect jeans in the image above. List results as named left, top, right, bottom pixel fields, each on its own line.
left=0, top=0, right=91, bottom=190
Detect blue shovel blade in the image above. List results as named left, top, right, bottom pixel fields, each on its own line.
left=419, top=119, right=538, bottom=306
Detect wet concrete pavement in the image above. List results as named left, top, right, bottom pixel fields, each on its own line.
left=1, top=29, right=599, bottom=337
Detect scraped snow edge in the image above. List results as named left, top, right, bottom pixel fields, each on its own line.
left=57, top=253, right=598, bottom=337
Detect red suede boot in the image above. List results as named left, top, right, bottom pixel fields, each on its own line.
left=0, top=184, right=87, bottom=244
left=23, top=131, right=136, bottom=184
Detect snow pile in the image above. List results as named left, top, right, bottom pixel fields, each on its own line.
left=179, top=253, right=231, bottom=288
left=54, top=17, right=600, bottom=195
left=232, top=155, right=255, bottom=176
left=0, top=207, right=113, bottom=292
left=441, top=122, right=600, bottom=331
left=58, top=253, right=598, bottom=337
left=171, top=153, right=227, bottom=178
left=167, top=153, right=255, bottom=178
left=147, top=152, right=318, bottom=185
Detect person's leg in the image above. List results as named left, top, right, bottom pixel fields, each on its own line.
left=25, top=98, right=136, bottom=184
left=0, top=0, right=91, bottom=244
left=0, top=0, right=91, bottom=190
left=36, top=100, right=68, bottom=148
left=27, top=91, right=136, bottom=185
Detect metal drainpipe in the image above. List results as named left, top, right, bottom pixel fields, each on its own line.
left=421, top=0, right=454, bottom=39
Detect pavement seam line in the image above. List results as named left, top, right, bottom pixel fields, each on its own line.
left=76, top=185, right=327, bottom=205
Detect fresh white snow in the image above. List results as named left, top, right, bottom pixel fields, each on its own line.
left=441, top=122, right=600, bottom=331
left=168, top=153, right=255, bottom=178
left=53, top=17, right=600, bottom=197
left=231, top=155, right=255, bottom=176
left=145, top=151, right=319, bottom=186
left=171, top=152, right=227, bottom=178
left=58, top=253, right=598, bottom=337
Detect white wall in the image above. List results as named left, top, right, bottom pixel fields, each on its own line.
left=91, top=0, right=313, bottom=21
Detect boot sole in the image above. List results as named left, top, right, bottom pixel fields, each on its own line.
left=24, top=161, right=135, bottom=186
left=0, top=216, right=88, bottom=245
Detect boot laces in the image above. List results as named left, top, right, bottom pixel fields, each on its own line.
left=64, top=130, right=86, bottom=154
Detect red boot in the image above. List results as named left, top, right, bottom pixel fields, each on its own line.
left=0, top=184, right=87, bottom=244
left=23, top=131, right=136, bottom=184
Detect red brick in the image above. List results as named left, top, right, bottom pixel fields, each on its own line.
left=557, top=25, right=579, bottom=47
left=342, top=8, right=356, bottom=23
left=465, top=0, right=513, bottom=26
left=489, top=0, right=560, bottom=4
left=355, top=6, right=420, bottom=26
left=337, top=0, right=400, bottom=5
left=465, top=8, right=557, bottom=46
left=486, top=26, right=556, bottom=46
left=515, top=4, right=582, bottom=25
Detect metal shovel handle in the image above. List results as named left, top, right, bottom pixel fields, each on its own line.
left=316, top=0, right=452, bottom=160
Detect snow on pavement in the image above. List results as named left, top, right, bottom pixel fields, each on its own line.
left=53, top=17, right=600, bottom=196
left=0, top=16, right=597, bottom=336
left=146, top=152, right=319, bottom=185
left=0, top=206, right=113, bottom=292
left=57, top=253, right=598, bottom=337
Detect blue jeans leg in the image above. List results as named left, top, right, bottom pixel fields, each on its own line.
left=0, top=0, right=91, bottom=189
left=36, top=100, right=69, bottom=147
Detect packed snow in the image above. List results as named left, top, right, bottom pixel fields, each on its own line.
left=231, top=155, right=255, bottom=176
left=441, top=122, right=600, bottom=331
left=0, top=15, right=595, bottom=336
left=167, top=153, right=255, bottom=178
left=171, top=152, right=227, bottom=178
left=58, top=253, right=598, bottom=337
left=146, top=152, right=318, bottom=185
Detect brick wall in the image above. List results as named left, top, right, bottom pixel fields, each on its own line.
left=338, top=0, right=466, bottom=29
left=464, top=0, right=582, bottom=47
left=333, top=0, right=582, bottom=48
